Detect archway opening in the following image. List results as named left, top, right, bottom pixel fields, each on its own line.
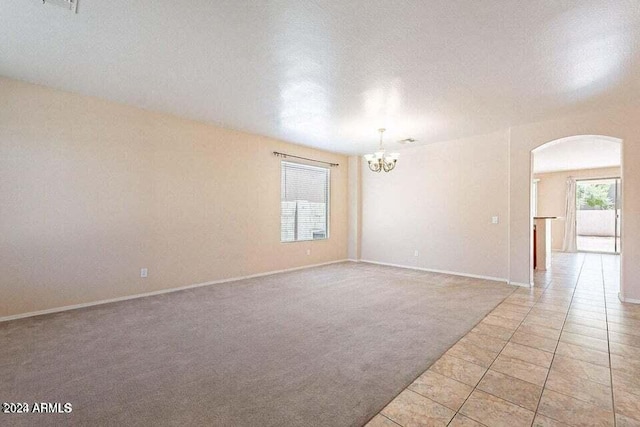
left=530, top=135, right=622, bottom=292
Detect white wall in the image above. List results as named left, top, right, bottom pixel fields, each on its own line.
left=577, top=211, right=618, bottom=237
left=347, top=156, right=362, bottom=260
left=361, top=130, right=509, bottom=280
left=357, top=106, right=640, bottom=302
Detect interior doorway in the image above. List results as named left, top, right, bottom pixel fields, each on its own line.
left=576, top=177, right=621, bottom=253
left=530, top=135, right=622, bottom=290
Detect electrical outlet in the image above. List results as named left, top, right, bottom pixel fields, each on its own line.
left=306, top=249, right=311, bottom=256
left=414, top=250, right=419, bottom=257
left=491, top=216, right=499, bottom=224
left=140, top=268, right=148, bottom=278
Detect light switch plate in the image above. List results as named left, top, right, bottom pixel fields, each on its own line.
left=491, top=216, right=499, bottom=224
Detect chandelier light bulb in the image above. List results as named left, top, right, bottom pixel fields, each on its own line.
left=363, top=128, right=399, bottom=173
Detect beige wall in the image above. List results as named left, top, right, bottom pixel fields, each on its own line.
left=361, top=130, right=510, bottom=280
left=535, top=167, right=621, bottom=251
left=0, top=77, right=348, bottom=318
left=3, top=76, right=640, bottom=317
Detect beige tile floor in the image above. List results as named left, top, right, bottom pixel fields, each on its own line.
left=366, top=252, right=640, bottom=427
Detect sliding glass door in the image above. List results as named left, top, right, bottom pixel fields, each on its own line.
left=576, top=178, right=621, bottom=254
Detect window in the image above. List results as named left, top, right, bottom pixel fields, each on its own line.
left=281, top=161, right=329, bottom=242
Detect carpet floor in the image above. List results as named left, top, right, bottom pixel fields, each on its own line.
left=0, top=262, right=515, bottom=426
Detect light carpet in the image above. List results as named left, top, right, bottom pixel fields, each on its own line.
left=0, top=262, right=515, bottom=426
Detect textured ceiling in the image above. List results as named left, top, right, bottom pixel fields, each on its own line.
left=533, top=135, right=621, bottom=173
left=1, top=0, right=639, bottom=154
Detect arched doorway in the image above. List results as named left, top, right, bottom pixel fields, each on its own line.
left=530, top=135, right=622, bottom=292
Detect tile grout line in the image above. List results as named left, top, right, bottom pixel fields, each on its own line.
left=435, top=284, right=524, bottom=426
left=366, top=278, right=521, bottom=427
left=532, top=254, right=622, bottom=425
left=528, top=253, right=586, bottom=427
left=436, top=288, right=527, bottom=426
left=379, top=413, right=402, bottom=426
left=370, top=254, right=625, bottom=427
left=602, top=254, right=617, bottom=427
left=406, top=385, right=465, bottom=413
left=447, top=286, right=541, bottom=426
left=525, top=255, right=623, bottom=425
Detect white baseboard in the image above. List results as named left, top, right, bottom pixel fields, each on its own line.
left=509, top=281, right=533, bottom=288
left=0, top=259, right=349, bottom=323
left=618, top=292, right=640, bottom=304
left=359, top=259, right=508, bottom=283
left=347, top=259, right=360, bottom=263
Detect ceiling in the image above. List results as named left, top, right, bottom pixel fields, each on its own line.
left=2, top=1, right=639, bottom=154
left=533, top=135, right=621, bottom=173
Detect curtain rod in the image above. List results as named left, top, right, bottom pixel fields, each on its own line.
left=273, top=151, right=339, bottom=167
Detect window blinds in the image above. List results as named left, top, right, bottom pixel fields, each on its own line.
left=281, top=161, right=330, bottom=242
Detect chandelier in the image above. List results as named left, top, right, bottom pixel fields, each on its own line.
left=364, top=128, right=400, bottom=172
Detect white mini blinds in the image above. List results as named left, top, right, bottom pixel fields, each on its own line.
left=281, top=161, right=329, bottom=242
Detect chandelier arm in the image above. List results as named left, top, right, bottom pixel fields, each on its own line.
left=365, top=128, right=398, bottom=173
